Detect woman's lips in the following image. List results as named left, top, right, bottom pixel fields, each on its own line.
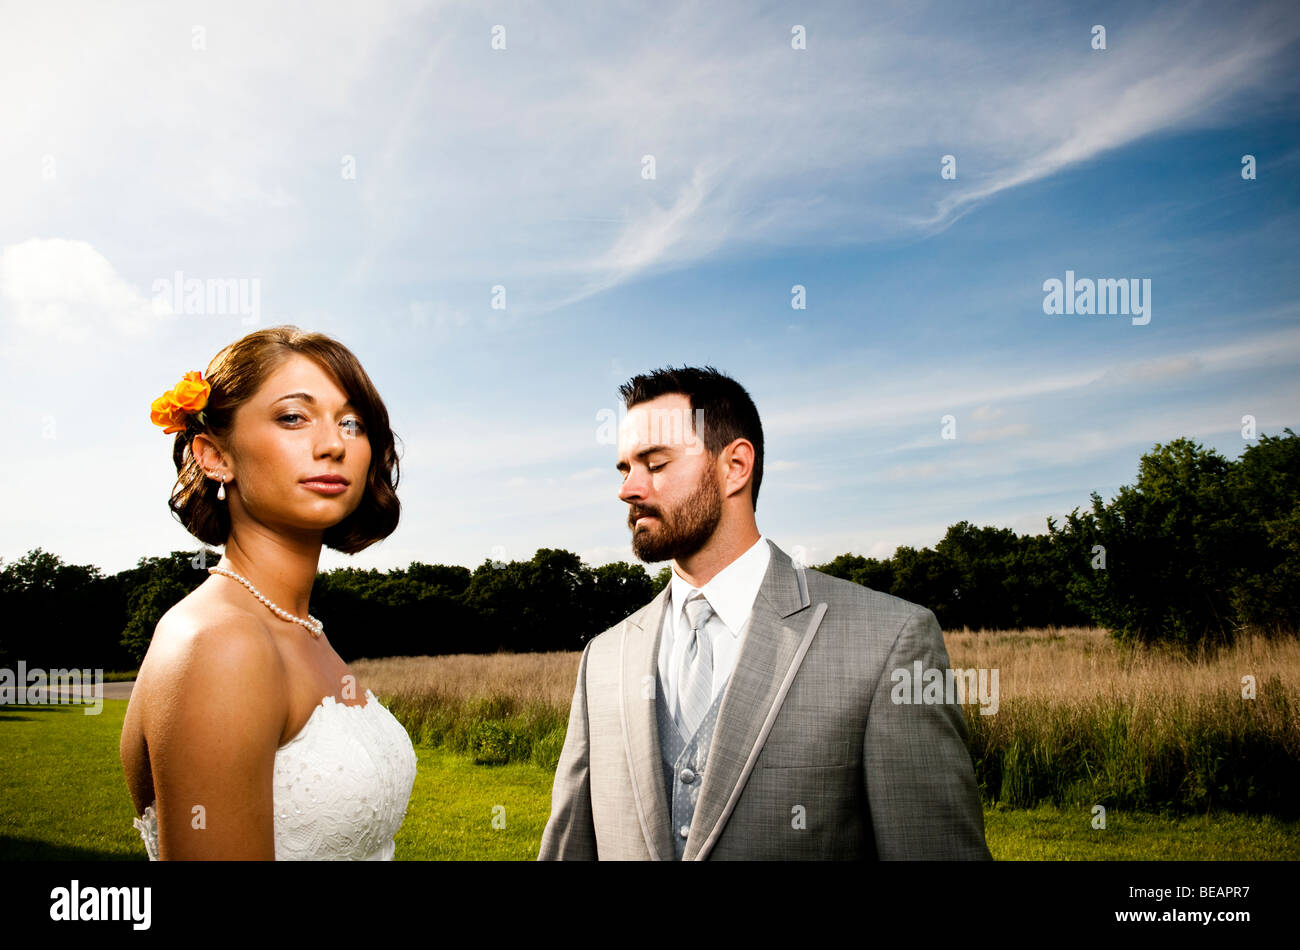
left=301, top=480, right=348, bottom=495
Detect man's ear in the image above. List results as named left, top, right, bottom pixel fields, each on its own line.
left=722, top=438, right=755, bottom=500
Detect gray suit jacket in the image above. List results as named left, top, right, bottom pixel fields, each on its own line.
left=537, top=539, right=992, bottom=860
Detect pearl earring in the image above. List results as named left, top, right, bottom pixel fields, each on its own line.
left=211, top=471, right=226, bottom=501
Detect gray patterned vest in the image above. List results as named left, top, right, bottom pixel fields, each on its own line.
left=656, top=671, right=729, bottom=860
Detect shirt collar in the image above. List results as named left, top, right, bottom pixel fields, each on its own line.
left=669, top=534, right=771, bottom=638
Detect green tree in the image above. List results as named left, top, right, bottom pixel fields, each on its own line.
left=813, top=552, right=895, bottom=594
left=890, top=545, right=962, bottom=627
left=935, top=521, right=1020, bottom=630
left=2, top=548, right=131, bottom=669
left=121, top=575, right=189, bottom=663
left=1049, top=438, right=1240, bottom=648
left=587, top=561, right=657, bottom=638
left=115, top=550, right=211, bottom=662
left=1223, top=427, right=1300, bottom=635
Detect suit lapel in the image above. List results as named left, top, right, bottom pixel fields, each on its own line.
left=684, top=540, right=828, bottom=861
left=619, top=584, right=675, bottom=861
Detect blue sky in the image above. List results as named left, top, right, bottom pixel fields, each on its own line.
left=1, top=0, right=1297, bottom=576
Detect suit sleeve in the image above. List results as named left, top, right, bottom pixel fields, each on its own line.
left=537, top=637, right=598, bottom=860
left=862, top=607, right=992, bottom=860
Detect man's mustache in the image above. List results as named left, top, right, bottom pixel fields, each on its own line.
left=628, top=507, right=660, bottom=526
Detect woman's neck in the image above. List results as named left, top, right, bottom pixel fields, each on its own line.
left=215, top=527, right=323, bottom=620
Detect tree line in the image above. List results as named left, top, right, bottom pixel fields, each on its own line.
left=1, top=429, right=1294, bottom=669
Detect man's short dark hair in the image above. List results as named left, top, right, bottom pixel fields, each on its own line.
left=618, top=365, right=764, bottom=511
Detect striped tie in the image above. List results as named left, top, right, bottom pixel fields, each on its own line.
left=678, top=592, right=716, bottom=737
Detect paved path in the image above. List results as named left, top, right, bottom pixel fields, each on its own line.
left=103, top=680, right=135, bottom=699
left=22, top=680, right=136, bottom=701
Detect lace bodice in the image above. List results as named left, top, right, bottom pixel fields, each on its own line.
left=133, top=689, right=417, bottom=860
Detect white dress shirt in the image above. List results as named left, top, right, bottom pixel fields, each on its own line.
left=657, top=534, right=771, bottom=725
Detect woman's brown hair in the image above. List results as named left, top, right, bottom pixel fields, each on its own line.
left=167, top=325, right=400, bottom=554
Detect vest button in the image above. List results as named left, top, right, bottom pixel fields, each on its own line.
left=679, top=768, right=696, bottom=784
left=679, top=824, right=690, bottom=839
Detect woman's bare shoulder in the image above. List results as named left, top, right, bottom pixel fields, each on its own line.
left=137, top=584, right=288, bottom=725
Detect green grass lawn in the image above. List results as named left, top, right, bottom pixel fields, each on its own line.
left=3, top=698, right=1297, bottom=860
left=984, top=802, right=1300, bottom=860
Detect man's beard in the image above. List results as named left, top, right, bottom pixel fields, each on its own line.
left=628, top=468, right=722, bottom=563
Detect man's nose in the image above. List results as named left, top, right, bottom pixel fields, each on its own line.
left=618, top=472, right=646, bottom=502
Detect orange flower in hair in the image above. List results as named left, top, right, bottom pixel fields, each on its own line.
left=151, top=371, right=211, bottom=434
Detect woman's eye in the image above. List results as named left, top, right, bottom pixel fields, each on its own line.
left=649, top=463, right=665, bottom=472
left=278, top=413, right=304, bottom=424
left=342, top=419, right=366, bottom=434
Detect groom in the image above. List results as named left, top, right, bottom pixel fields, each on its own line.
left=538, top=366, right=991, bottom=860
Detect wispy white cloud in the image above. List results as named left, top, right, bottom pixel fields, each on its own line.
left=0, top=238, right=163, bottom=343
left=967, top=423, right=1032, bottom=444
left=763, top=322, right=1300, bottom=444
left=913, top=2, right=1300, bottom=232
left=5, top=2, right=1295, bottom=314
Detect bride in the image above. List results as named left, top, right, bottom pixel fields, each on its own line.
left=120, top=325, right=417, bottom=859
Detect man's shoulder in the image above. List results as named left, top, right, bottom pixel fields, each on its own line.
left=796, top=568, right=944, bottom=663
left=802, top=566, right=932, bottom=625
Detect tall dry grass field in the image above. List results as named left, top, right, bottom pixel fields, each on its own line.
left=351, top=652, right=580, bottom=768
left=947, top=626, right=1299, bottom=814
left=354, top=652, right=580, bottom=710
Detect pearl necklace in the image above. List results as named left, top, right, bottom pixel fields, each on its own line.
left=208, top=567, right=324, bottom=638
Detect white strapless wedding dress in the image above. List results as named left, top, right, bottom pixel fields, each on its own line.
left=133, top=689, right=417, bottom=860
